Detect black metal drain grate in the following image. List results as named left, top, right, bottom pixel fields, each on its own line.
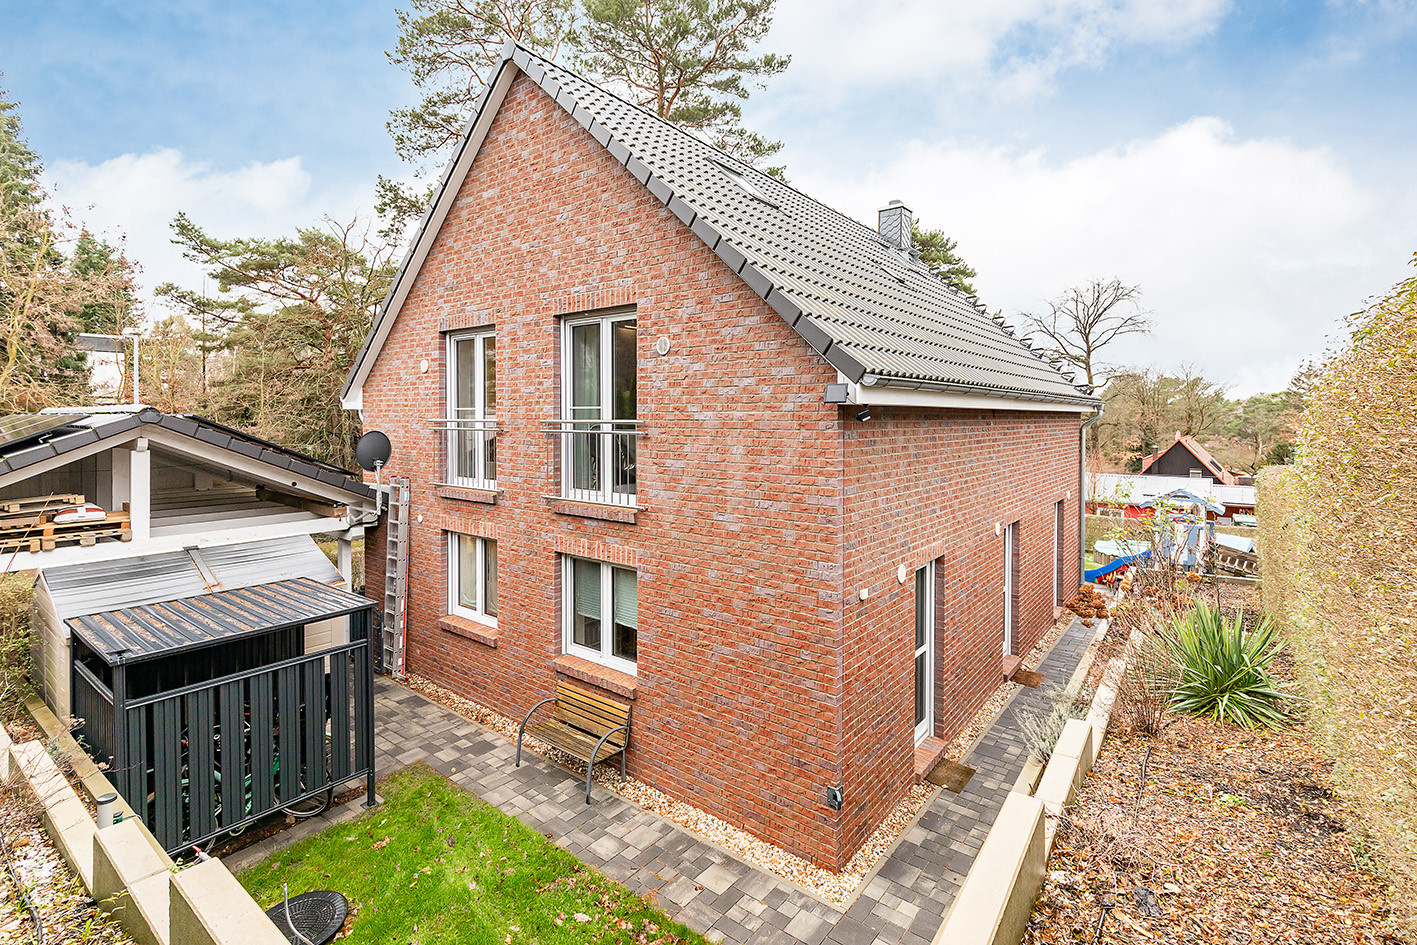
left=266, top=890, right=349, bottom=945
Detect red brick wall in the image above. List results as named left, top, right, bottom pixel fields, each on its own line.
left=836, top=408, right=1082, bottom=856
left=358, top=69, right=1087, bottom=871
left=359, top=73, right=852, bottom=868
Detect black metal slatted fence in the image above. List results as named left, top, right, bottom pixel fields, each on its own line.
left=89, top=626, right=375, bottom=855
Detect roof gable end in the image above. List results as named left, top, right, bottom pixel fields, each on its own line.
left=341, top=42, right=1100, bottom=411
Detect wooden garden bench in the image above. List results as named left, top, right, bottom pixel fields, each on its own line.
left=516, top=681, right=632, bottom=803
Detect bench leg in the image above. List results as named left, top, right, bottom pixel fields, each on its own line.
left=584, top=760, right=594, bottom=804
left=516, top=733, right=523, bottom=767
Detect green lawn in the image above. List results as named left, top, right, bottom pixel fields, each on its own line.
left=239, top=765, right=707, bottom=945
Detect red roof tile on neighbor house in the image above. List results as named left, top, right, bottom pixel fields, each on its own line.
left=1140, top=432, right=1238, bottom=485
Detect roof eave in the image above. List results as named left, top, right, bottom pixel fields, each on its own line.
left=859, top=373, right=1104, bottom=410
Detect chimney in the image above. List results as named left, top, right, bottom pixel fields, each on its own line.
left=878, top=200, right=913, bottom=250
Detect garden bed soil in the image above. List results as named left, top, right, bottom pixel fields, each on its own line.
left=0, top=778, right=134, bottom=945
left=1025, top=712, right=1402, bottom=944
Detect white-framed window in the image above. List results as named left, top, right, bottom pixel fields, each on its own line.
left=562, top=556, right=637, bottom=674
left=448, top=533, right=497, bottom=627
left=560, top=310, right=637, bottom=506
left=914, top=561, right=935, bottom=744
left=1003, top=521, right=1020, bottom=655
left=444, top=330, right=496, bottom=486
left=1053, top=500, right=1065, bottom=605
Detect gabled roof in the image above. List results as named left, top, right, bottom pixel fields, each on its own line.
left=342, top=42, right=1101, bottom=411
left=1140, top=434, right=1236, bottom=485
left=0, top=408, right=373, bottom=499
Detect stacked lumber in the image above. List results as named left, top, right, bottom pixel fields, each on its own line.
left=0, top=495, right=132, bottom=554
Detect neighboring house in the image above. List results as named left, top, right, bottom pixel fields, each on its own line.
left=0, top=406, right=381, bottom=853
left=341, top=42, right=1102, bottom=871
left=1139, top=432, right=1238, bottom=485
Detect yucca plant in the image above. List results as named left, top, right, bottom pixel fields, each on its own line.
left=1160, top=603, right=1294, bottom=729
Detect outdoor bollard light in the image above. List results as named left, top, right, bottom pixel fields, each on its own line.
left=96, top=792, right=118, bottom=829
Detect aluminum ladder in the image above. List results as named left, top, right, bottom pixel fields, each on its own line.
left=381, top=477, right=410, bottom=677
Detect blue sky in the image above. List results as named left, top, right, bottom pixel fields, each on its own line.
left=4, top=0, right=1416, bottom=395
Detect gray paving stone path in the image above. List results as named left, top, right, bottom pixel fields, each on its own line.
left=350, top=617, right=1094, bottom=945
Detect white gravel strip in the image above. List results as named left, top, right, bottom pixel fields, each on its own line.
left=403, top=673, right=934, bottom=902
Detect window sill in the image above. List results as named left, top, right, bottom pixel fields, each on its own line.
left=437, top=614, right=499, bottom=647
left=546, top=498, right=636, bottom=523
left=552, top=654, right=637, bottom=700
left=434, top=483, right=499, bottom=504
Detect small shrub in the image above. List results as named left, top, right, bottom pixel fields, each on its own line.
left=1161, top=602, right=1293, bottom=729
left=1119, top=630, right=1178, bottom=736
left=1019, top=683, right=1096, bottom=762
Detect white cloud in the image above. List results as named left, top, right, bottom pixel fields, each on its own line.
left=769, top=0, right=1231, bottom=98
left=43, top=149, right=370, bottom=318
left=789, top=117, right=1415, bottom=395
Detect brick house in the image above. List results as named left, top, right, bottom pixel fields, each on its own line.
left=340, top=42, right=1102, bottom=871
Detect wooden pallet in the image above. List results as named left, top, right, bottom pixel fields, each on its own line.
left=0, top=507, right=131, bottom=554
left=0, top=494, right=85, bottom=515
left=0, top=526, right=132, bottom=554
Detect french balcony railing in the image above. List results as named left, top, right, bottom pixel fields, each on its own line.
left=543, top=419, right=641, bottom=508
left=430, top=417, right=498, bottom=489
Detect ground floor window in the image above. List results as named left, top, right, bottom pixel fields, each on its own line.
left=914, top=561, right=935, bottom=744
left=449, top=533, right=497, bottom=626
left=563, top=556, right=637, bottom=674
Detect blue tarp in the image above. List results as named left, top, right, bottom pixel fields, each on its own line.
left=1085, top=550, right=1150, bottom=582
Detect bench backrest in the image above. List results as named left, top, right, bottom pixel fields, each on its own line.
left=553, top=681, right=631, bottom=748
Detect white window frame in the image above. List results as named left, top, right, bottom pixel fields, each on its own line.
left=1003, top=521, right=1018, bottom=656
left=447, top=532, right=497, bottom=628
left=561, top=556, right=638, bottom=676
left=560, top=310, right=636, bottom=506
left=914, top=560, right=935, bottom=745
left=445, top=330, right=496, bottom=488
left=1053, top=500, right=1064, bottom=606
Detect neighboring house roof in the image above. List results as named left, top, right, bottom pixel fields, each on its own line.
left=1139, top=434, right=1237, bottom=485
left=342, top=42, right=1101, bottom=412
left=0, top=407, right=373, bottom=499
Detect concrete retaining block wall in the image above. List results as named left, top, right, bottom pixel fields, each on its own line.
left=932, top=611, right=1134, bottom=945
left=11, top=739, right=98, bottom=892
left=3, top=717, right=286, bottom=945
left=934, top=792, right=1048, bottom=945
left=169, top=859, right=289, bottom=945
left=94, top=819, right=174, bottom=945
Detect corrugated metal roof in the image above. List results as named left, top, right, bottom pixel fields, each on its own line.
left=42, top=536, right=344, bottom=620
left=67, top=577, right=374, bottom=665
left=343, top=43, right=1101, bottom=409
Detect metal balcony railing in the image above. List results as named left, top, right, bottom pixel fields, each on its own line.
left=544, top=419, right=641, bottom=508
left=430, top=417, right=498, bottom=489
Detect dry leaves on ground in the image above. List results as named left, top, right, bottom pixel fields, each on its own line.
left=1026, top=715, right=1402, bottom=945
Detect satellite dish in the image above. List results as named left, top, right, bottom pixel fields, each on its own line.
left=355, top=430, right=393, bottom=472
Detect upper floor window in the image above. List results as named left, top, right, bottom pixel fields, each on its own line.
left=563, top=556, right=637, bottom=674
left=449, top=532, right=497, bottom=626
left=441, top=331, right=496, bottom=487
left=558, top=311, right=637, bottom=507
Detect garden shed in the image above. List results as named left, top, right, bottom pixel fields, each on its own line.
left=0, top=406, right=383, bottom=854
left=38, top=541, right=378, bottom=854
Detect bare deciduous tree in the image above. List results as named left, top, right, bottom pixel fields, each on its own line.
left=1021, top=278, right=1152, bottom=389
